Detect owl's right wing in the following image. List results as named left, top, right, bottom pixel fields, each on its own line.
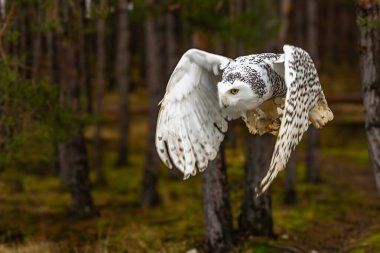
left=156, top=49, right=233, bottom=179
left=257, top=45, right=333, bottom=195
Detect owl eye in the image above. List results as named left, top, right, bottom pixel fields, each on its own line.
left=230, top=88, right=239, bottom=95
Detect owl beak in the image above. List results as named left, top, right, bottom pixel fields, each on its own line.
left=220, top=95, right=229, bottom=108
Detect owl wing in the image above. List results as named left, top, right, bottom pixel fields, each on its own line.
left=156, top=49, right=232, bottom=179
left=257, top=45, right=327, bottom=194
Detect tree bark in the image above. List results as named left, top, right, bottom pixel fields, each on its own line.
left=94, top=2, right=107, bottom=186
left=284, top=153, right=297, bottom=204
left=202, top=151, right=233, bottom=253
left=32, top=0, right=41, bottom=80
left=306, top=0, right=320, bottom=183
left=141, top=0, right=163, bottom=206
left=57, top=2, right=97, bottom=217
left=80, top=0, right=93, bottom=114
left=357, top=0, right=380, bottom=197
left=58, top=40, right=97, bottom=217
left=116, top=0, right=130, bottom=167
left=239, top=134, right=275, bottom=238
left=191, top=30, right=233, bottom=253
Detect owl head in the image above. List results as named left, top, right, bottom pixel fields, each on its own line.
left=217, top=66, right=270, bottom=112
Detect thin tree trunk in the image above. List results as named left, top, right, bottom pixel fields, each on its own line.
left=295, top=0, right=305, bottom=47
left=202, top=151, right=233, bottom=253
left=357, top=0, right=380, bottom=197
left=306, top=0, right=320, bottom=183
left=58, top=41, right=97, bottom=217
left=141, top=0, right=162, bottom=206
left=57, top=2, right=97, bottom=217
left=324, top=0, right=335, bottom=71
left=94, top=3, right=107, bottom=186
left=284, top=153, right=297, bottom=204
left=279, top=0, right=292, bottom=45
left=239, top=134, right=275, bottom=238
left=32, top=0, right=41, bottom=80
left=116, top=0, right=130, bottom=167
left=80, top=0, right=93, bottom=114
left=192, top=30, right=233, bottom=253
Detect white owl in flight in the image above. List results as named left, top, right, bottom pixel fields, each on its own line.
left=155, top=45, right=333, bottom=195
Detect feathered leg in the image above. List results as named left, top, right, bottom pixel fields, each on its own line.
left=309, top=91, right=334, bottom=128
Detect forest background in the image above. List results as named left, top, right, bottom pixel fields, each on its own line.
left=0, top=0, right=379, bottom=252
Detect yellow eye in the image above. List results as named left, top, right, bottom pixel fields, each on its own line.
left=230, top=88, right=239, bottom=95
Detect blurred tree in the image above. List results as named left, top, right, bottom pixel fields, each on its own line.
left=191, top=29, right=233, bottom=253
left=141, top=0, right=163, bottom=206
left=32, top=0, right=42, bottom=80
left=80, top=0, right=94, bottom=114
left=0, top=0, right=5, bottom=20
left=202, top=151, right=233, bottom=253
left=357, top=0, right=380, bottom=197
left=56, top=1, right=97, bottom=217
left=116, top=0, right=130, bottom=167
left=239, top=134, right=274, bottom=238
left=306, top=0, right=320, bottom=183
left=284, top=153, right=297, bottom=204
left=94, top=0, right=107, bottom=186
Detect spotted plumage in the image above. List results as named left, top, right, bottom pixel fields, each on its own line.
left=155, top=45, right=333, bottom=194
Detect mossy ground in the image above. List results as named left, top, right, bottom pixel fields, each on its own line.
left=0, top=82, right=379, bottom=253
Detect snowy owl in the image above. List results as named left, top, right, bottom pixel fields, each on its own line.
left=155, top=45, right=333, bottom=195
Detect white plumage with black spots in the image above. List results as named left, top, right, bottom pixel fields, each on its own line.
left=155, top=45, right=333, bottom=194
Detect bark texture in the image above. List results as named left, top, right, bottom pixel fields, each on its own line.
left=239, top=134, right=274, bottom=238
left=116, top=0, right=130, bottom=167
left=284, top=153, right=297, bottom=204
left=141, top=0, right=163, bottom=206
left=357, top=0, right=380, bottom=197
left=57, top=2, right=97, bottom=217
left=201, top=151, right=233, bottom=253
left=58, top=41, right=97, bottom=217
left=94, top=6, right=107, bottom=186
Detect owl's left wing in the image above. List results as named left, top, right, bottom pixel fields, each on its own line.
left=257, top=45, right=333, bottom=194
left=156, top=49, right=232, bottom=179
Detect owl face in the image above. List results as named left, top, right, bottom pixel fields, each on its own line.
left=217, top=80, right=265, bottom=113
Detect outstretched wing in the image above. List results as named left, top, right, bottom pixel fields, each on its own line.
left=257, top=45, right=323, bottom=194
left=156, top=49, right=231, bottom=179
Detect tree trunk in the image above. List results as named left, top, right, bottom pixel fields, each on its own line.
left=116, top=0, right=130, bottom=167
left=202, top=151, right=233, bottom=253
left=57, top=2, right=97, bottom=217
left=357, top=0, right=380, bottom=198
left=239, top=134, right=275, bottom=238
left=279, top=0, right=292, bottom=45
left=58, top=41, right=97, bottom=217
left=306, top=127, right=320, bottom=182
left=284, top=153, right=297, bottom=204
left=294, top=0, right=305, bottom=47
left=80, top=0, right=93, bottom=114
left=306, top=0, right=320, bottom=183
left=141, top=0, right=163, bottom=206
left=94, top=5, right=107, bottom=186
left=192, top=30, right=233, bottom=253
left=32, top=0, right=41, bottom=80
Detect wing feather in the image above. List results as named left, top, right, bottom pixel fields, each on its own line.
left=257, top=45, right=322, bottom=194
left=156, top=49, right=231, bottom=178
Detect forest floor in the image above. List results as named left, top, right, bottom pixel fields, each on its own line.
left=0, top=83, right=380, bottom=253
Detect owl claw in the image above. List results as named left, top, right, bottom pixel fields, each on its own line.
left=309, top=96, right=334, bottom=129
